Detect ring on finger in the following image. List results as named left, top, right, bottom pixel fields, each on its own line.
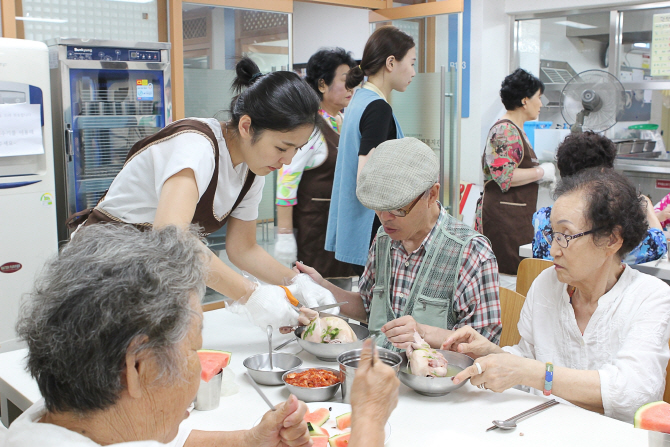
left=478, top=383, right=486, bottom=390
left=474, top=362, right=482, bottom=375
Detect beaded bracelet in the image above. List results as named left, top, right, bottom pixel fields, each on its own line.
left=543, top=362, right=554, bottom=396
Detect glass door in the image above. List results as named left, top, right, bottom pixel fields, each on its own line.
left=371, top=12, right=462, bottom=217
left=181, top=3, right=291, bottom=228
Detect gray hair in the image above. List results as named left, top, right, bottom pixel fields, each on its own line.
left=16, top=225, right=209, bottom=414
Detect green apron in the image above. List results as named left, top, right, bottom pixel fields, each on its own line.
left=368, top=211, right=486, bottom=350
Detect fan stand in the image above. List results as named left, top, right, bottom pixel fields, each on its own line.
left=571, top=109, right=591, bottom=134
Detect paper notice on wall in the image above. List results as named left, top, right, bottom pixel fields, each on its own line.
left=652, top=13, right=670, bottom=76
left=0, top=103, right=43, bottom=157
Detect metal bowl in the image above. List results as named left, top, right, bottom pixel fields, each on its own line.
left=243, top=353, right=303, bottom=386
left=397, top=350, right=474, bottom=396
left=294, top=323, right=370, bottom=362
left=338, top=347, right=402, bottom=403
left=281, top=367, right=341, bottom=402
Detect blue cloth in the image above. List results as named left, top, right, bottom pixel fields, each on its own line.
left=531, top=206, right=667, bottom=264
left=325, top=88, right=404, bottom=266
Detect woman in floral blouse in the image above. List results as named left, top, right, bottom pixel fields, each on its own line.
left=532, top=131, right=666, bottom=264
left=274, top=48, right=356, bottom=281
left=476, top=69, right=555, bottom=276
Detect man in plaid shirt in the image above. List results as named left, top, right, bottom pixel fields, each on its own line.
left=296, top=138, right=501, bottom=349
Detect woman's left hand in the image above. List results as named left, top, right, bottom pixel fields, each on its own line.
left=452, top=353, right=527, bottom=392
left=249, top=394, right=312, bottom=447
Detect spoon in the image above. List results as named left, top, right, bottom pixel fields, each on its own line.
left=266, top=325, right=273, bottom=370
left=489, top=399, right=559, bottom=431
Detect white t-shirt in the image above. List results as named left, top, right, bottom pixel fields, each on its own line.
left=2, top=399, right=193, bottom=447
left=503, top=265, right=670, bottom=423
left=98, top=118, right=265, bottom=224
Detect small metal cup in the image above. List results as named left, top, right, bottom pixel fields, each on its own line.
left=337, top=347, right=401, bottom=403
left=194, top=370, right=222, bottom=411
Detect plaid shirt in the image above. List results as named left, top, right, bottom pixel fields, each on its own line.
left=359, top=206, right=502, bottom=343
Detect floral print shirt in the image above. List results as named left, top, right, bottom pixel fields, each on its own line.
left=532, top=206, right=667, bottom=265
left=474, top=121, right=527, bottom=232
left=654, top=193, right=670, bottom=230
left=275, top=111, right=340, bottom=206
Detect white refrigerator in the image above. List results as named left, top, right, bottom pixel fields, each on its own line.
left=0, top=38, right=58, bottom=352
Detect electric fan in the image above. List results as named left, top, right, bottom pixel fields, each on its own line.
left=559, top=69, right=625, bottom=134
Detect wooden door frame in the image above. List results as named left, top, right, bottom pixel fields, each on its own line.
left=1, top=0, right=16, bottom=38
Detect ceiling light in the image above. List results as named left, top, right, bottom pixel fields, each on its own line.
left=633, top=42, right=650, bottom=49
left=15, top=16, right=68, bottom=23
left=104, top=0, right=154, bottom=3
left=555, top=20, right=598, bottom=30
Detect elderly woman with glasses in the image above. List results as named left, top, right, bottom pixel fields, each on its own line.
left=4, top=225, right=399, bottom=447
left=442, top=168, right=670, bottom=423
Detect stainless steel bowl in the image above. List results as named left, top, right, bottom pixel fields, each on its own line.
left=243, top=353, right=303, bottom=386
left=397, top=350, right=474, bottom=396
left=294, top=323, right=370, bottom=362
left=338, top=347, right=402, bottom=403
left=281, top=367, right=341, bottom=402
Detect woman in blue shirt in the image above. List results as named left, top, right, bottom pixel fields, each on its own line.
left=326, top=25, right=416, bottom=274
left=532, top=131, right=666, bottom=264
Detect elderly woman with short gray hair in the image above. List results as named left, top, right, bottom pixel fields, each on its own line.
left=4, top=224, right=397, bottom=447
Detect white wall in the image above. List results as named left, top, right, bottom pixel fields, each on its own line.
left=460, top=0, right=510, bottom=185
left=292, top=2, right=369, bottom=64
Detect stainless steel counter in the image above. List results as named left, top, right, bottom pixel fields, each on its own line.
left=614, top=156, right=670, bottom=204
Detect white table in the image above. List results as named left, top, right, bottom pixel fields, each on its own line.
left=519, top=242, right=670, bottom=281
left=0, top=309, right=648, bottom=446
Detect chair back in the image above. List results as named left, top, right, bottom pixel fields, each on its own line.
left=665, top=340, right=670, bottom=403
left=516, top=258, right=553, bottom=297
left=202, top=301, right=226, bottom=312
left=499, top=287, right=525, bottom=347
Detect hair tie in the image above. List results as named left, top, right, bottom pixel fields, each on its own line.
left=250, top=72, right=264, bottom=83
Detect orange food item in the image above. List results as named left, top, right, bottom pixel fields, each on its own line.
left=285, top=369, right=340, bottom=388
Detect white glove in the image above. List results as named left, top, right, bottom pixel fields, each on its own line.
left=287, top=273, right=339, bottom=315
left=538, top=163, right=556, bottom=183
left=274, top=233, right=297, bottom=266
left=227, top=284, right=298, bottom=329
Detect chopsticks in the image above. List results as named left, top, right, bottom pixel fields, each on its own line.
left=245, top=372, right=276, bottom=411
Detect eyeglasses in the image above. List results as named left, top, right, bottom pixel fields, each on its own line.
left=388, top=194, right=424, bottom=217
left=542, top=228, right=602, bottom=249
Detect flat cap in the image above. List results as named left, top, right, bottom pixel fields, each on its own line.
left=356, top=137, right=439, bottom=211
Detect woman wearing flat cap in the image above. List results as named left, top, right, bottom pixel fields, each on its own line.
left=297, top=137, right=502, bottom=349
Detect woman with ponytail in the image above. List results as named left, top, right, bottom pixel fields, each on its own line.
left=66, top=58, right=339, bottom=329
left=324, top=25, right=416, bottom=273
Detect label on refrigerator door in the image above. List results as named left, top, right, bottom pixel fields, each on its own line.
left=136, top=81, right=154, bottom=101
left=0, top=103, right=43, bottom=157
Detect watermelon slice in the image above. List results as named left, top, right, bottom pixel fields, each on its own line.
left=635, top=401, right=670, bottom=433
left=329, top=433, right=350, bottom=447
left=311, top=436, right=329, bottom=447
left=335, top=412, right=351, bottom=430
left=304, top=407, right=330, bottom=426
left=307, top=422, right=329, bottom=438
left=197, top=350, right=231, bottom=382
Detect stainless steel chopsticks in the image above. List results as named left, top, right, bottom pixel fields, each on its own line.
left=273, top=338, right=297, bottom=351
left=486, top=399, right=559, bottom=431
left=245, top=372, right=276, bottom=411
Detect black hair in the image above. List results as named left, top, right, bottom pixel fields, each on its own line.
left=556, top=131, right=617, bottom=177
left=345, top=25, right=415, bottom=91
left=500, top=68, right=545, bottom=111
left=229, top=57, right=320, bottom=142
left=305, top=48, right=356, bottom=101
left=553, top=168, right=647, bottom=259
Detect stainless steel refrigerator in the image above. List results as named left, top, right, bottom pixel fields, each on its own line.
left=48, top=38, right=171, bottom=242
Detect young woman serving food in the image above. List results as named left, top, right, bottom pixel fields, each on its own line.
left=67, top=58, right=337, bottom=328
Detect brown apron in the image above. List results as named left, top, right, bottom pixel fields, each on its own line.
left=66, top=119, right=256, bottom=236
left=293, top=122, right=355, bottom=278
left=480, top=119, right=539, bottom=275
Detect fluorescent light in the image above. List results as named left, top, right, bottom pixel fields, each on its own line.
left=104, top=0, right=154, bottom=3
left=555, top=20, right=598, bottom=30
left=16, top=16, right=68, bottom=23
left=633, top=42, right=650, bottom=49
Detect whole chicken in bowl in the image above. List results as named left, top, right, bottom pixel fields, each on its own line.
left=407, top=331, right=449, bottom=377
left=299, top=308, right=357, bottom=344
